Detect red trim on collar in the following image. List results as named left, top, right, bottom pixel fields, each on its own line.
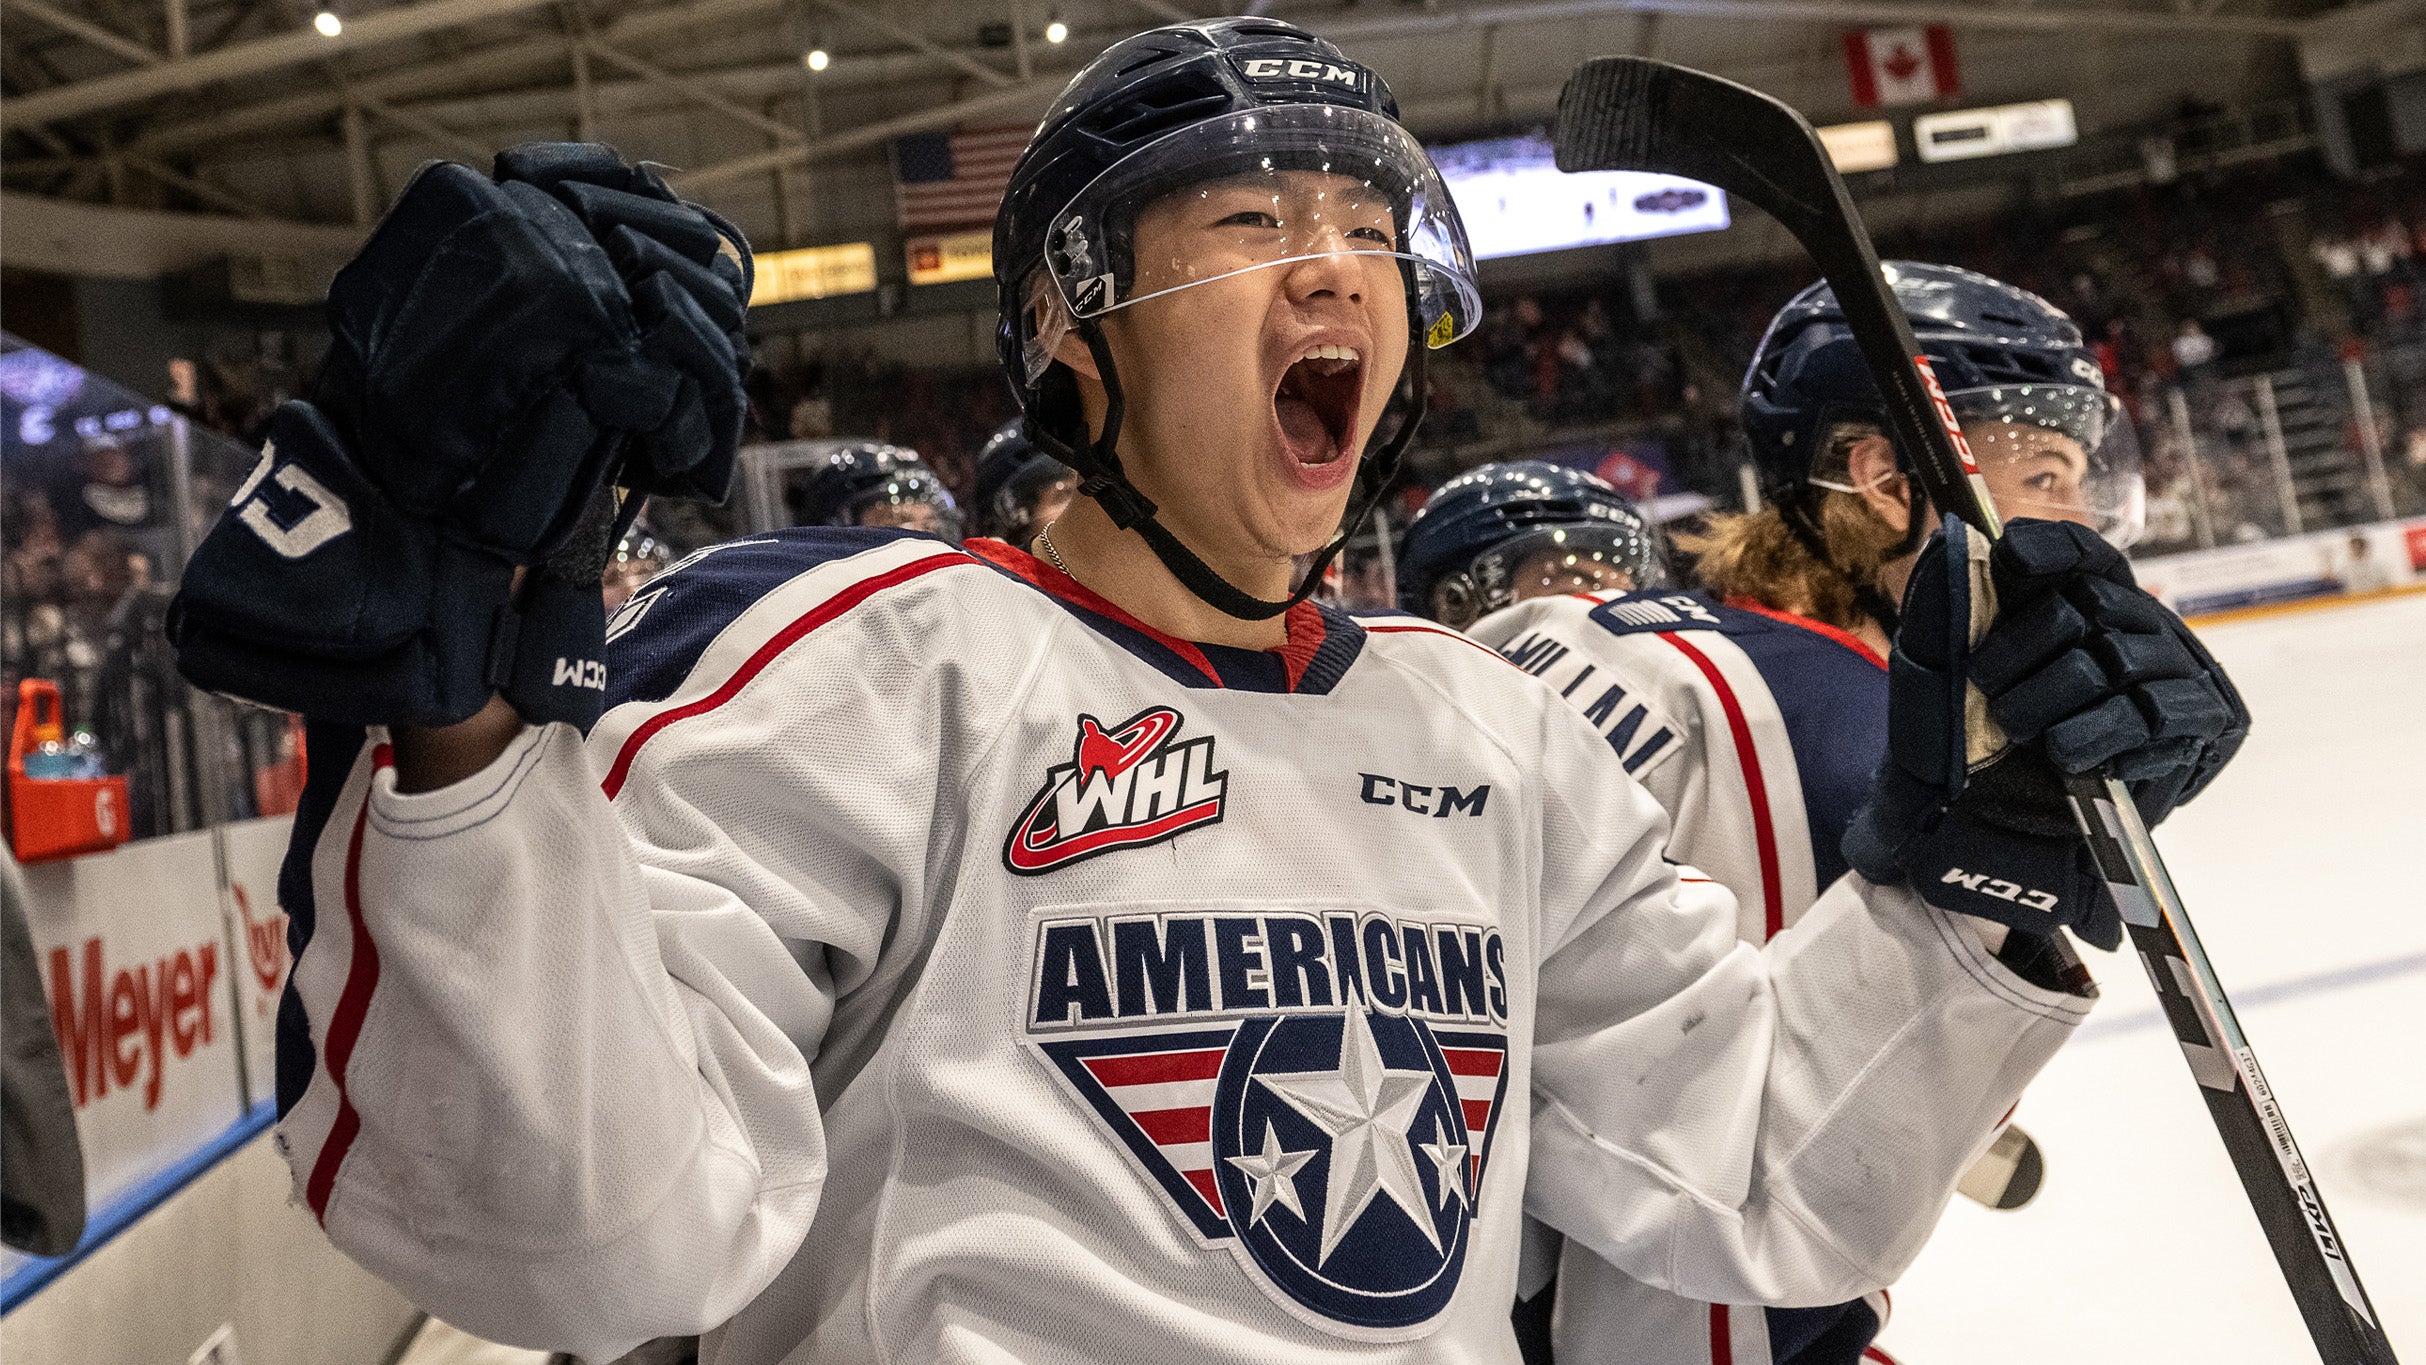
left=1723, top=596, right=1888, bottom=671
left=963, top=536, right=1332, bottom=691
left=1274, top=599, right=1328, bottom=692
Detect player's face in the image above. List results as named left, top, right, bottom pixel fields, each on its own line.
left=1967, top=420, right=2094, bottom=529
left=1094, top=171, right=1412, bottom=560
left=1510, top=547, right=1635, bottom=603
left=861, top=501, right=944, bottom=534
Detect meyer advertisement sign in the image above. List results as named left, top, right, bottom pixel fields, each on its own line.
left=218, top=816, right=296, bottom=1109
left=3, top=831, right=251, bottom=1286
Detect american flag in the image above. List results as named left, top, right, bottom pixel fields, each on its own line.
left=892, top=125, right=1033, bottom=232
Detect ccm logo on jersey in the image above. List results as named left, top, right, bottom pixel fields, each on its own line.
left=1005, top=706, right=1227, bottom=874
left=1241, top=57, right=1362, bottom=88
left=1941, top=868, right=2059, bottom=912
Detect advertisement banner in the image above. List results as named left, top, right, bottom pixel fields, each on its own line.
left=906, top=229, right=995, bottom=286
left=2132, top=516, right=2425, bottom=617
left=9, top=832, right=249, bottom=1257
left=217, top=815, right=297, bottom=1110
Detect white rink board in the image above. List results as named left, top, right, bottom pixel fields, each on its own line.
left=217, top=814, right=297, bottom=1109
left=6, top=831, right=250, bottom=1242
left=1882, top=591, right=2426, bottom=1363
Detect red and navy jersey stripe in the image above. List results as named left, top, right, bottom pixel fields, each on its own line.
left=1702, top=598, right=1887, bottom=895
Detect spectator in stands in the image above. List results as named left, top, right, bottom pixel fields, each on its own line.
left=2173, top=319, right=2219, bottom=376
left=2337, top=532, right=2391, bottom=594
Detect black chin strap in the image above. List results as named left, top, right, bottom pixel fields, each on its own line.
left=1041, top=321, right=1429, bottom=622
left=1778, top=471, right=1926, bottom=637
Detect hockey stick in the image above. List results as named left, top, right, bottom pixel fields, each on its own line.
left=1551, top=57, right=2399, bottom=1365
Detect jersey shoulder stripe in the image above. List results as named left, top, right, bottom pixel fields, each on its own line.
left=605, top=526, right=970, bottom=712
left=1705, top=601, right=1889, bottom=894
left=594, top=528, right=975, bottom=795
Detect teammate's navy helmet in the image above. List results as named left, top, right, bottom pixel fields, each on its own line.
left=1740, top=261, right=2142, bottom=542
left=971, top=418, right=1076, bottom=543
left=1398, top=461, right=1664, bottom=628
left=787, top=440, right=962, bottom=540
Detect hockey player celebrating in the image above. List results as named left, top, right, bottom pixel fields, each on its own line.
left=169, top=27, right=2223, bottom=1365
left=970, top=417, right=1078, bottom=546
left=1426, top=264, right=2250, bottom=1365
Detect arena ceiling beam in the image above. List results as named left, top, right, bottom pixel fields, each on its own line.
left=672, top=76, right=1061, bottom=191
left=0, top=0, right=573, bottom=131
left=1, top=0, right=165, bottom=70
left=114, top=0, right=783, bottom=156
left=1314, top=0, right=2307, bottom=42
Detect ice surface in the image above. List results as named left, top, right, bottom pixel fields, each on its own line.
left=1884, top=591, right=2426, bottom=1363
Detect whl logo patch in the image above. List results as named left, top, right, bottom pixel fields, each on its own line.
left=1005, top=706, right=1227, bottom=874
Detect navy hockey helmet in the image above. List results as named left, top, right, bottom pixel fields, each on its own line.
left=1740, top=261, right=2142, bottom=544
left=991, top=17, right=1481, bottom=620
left=1398, top=461, right=1665, bottom=628
left=971, top=418, right=1077, bottom=544
left=787, top=440, right=962, bottom=540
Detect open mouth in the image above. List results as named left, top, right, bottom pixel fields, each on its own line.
left=1274, top=344, right=1364, bottom=468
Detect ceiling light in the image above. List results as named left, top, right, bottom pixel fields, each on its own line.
left=1044, top=18, right=1068, bottom=44
left=804, top=46, right=830, bottom=71
left=313, top=10, right=342, bottom=35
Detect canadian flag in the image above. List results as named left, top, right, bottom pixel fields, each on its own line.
left=1844, top=26, right=1960, bottom=107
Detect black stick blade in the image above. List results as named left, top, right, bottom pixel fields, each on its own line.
left=1553, top=56, right=1838, bottom=241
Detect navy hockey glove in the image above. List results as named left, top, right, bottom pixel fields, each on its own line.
left=169, top=143, right=750, bottom=730
left=1843, top=518, right=2248, bottom=950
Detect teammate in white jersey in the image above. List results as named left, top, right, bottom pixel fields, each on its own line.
left=165, top=27, right=2238, bottom=1365
left=1423, top=265, right=2247, bottom=1365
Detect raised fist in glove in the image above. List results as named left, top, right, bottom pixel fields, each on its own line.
left=1843, top=517, right=2250, bottom=949
left=169, top=143, right=751, bottom=731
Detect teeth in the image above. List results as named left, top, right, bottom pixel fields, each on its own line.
left=1298, top=344, right=1360, bottom=364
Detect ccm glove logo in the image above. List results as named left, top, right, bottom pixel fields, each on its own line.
left=230, top=444, right=352, bottom=559
left=552, top=657, right=606, bottom=690
left=1941, top=868, right=2060, bottom=913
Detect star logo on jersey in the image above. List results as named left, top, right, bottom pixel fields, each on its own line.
left=1036, top=1002, right=1511, bottom=1334
left=1004, top=706, right=1227, bottom=874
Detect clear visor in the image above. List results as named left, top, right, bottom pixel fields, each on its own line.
left=1433, top=523, right=1661, bottom=630
left=1948, top=384, right=2146, bottom=549
left=1044, top=105, right=1482, bottom=351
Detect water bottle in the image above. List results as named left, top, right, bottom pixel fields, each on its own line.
left=64, top=727, right=105, bottom=779
left=19, top=738, right=76, bottom=780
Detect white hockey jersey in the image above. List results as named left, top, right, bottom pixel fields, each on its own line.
left=276, top=530, right=2087, bottom=1365
left=1470, top=588, right=1941, bottom=1365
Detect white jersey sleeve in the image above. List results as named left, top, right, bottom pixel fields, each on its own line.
left=281, top=535, right=984, bottom=1361
left=1512, top=682, right=2088, bottom=1307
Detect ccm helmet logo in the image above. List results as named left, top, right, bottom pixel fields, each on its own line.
left=231, top=443, right=352, bottom=559
left=1242, top=57, right=1361, bottom=87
